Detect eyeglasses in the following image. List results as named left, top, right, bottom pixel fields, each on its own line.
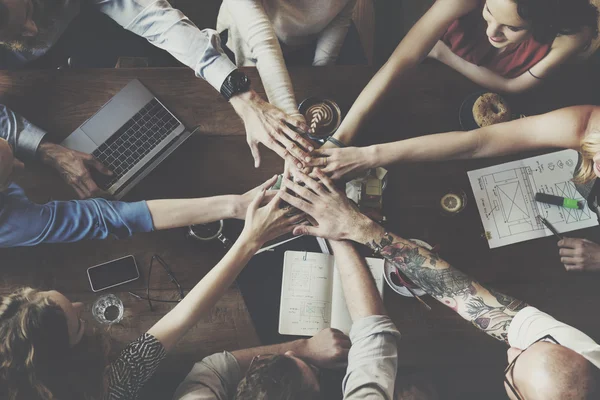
left=504, top=334, right=560, bottom=400
left=128, top=255, right=185, bottom=311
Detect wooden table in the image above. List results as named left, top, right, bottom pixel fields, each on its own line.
left=0, top=63, right=598, bottom=399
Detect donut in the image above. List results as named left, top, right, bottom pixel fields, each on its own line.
left=472, top=93, right=511, bottom=127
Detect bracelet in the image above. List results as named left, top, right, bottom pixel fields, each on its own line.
left=326, top=136, right=346, bottom=148
left=528, top=69, right=544, bottom=80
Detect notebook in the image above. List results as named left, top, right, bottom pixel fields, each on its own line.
left=278, top=251, right=385, bottom=336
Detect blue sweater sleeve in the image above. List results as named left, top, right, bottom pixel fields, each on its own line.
left=0, top=184, right=154, bottom=248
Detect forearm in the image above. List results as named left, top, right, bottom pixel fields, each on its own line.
left=350, top=219, right=526, bottom=342
left=147, top=195, right=242, bottom=230
left=329, top=240, right=386, bottom=319
left=232, top=339, right=307, bottom=373
left=313, top=0, right=356, bottom=66
left=148, top=236, right=259, bottom=351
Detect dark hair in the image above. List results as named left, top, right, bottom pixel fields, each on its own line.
left=514, top=0, right=599, bottom=43
left=234, top=355, right=320, bottom=400
left=0, top=288, right=109, bottom=400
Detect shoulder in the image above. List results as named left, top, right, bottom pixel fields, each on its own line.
left=551, top=27, right=595, bottom=54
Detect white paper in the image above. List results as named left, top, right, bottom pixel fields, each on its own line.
left=279, top=251, right=384, bottom=336
left=468, top=150, right=598, bottom=248
left=279, top=251, right=334, bottom=336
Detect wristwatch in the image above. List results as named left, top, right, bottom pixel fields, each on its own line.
left=220, top=70, right=251, bottom=101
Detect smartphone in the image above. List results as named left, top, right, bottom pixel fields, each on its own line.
left=87, top=255, right=140, bottom=292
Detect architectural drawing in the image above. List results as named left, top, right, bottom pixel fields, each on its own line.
left=468, top=150, right=598, bottom=248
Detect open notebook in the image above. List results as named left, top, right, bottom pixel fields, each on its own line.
left=279, top=251, right=385, bottom=336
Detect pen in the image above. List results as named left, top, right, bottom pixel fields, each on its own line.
left=535, top=192, right=583, bottom=210
left=537, top=216, right=564, bottom=240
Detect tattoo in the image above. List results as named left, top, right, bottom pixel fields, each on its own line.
left=380, top=242, right=475, bottom=299
left=466, top=297, right=515, bottom=342
left=366, top=233, right=393, bottom=253
left=378, top=236, right=527, bottom=343
left=488, top=287, right=527, bottom=312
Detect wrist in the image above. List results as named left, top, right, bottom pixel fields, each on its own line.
left=37, top=141, right=58, bottom=164
left=348, top=216, right=385, bottom=245
left=231, top=195, right=246, bottom=220
left=360, top=145, right=378, bottom=169
left=229, top=90, right=259, bottom=117
left=233, top=232, right=262, bottom=255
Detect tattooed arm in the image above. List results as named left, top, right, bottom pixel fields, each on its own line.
left=278, top=169, right=527, bottom=343
left=369, top=232, right=527, bottom=342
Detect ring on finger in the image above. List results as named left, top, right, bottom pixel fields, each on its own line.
left=322, top=157, right=328, bottom=167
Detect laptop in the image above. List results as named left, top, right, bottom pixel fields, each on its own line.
left=61, top=79, right=192, bottom=199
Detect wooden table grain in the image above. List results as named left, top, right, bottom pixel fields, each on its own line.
left=0, top=62, right=598, bottom=399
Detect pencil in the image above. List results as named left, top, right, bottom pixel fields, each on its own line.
left=537, top=216, right=564, bottom=240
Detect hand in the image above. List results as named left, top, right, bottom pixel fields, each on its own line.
left=234, top=180, right=278, bottom=220
left=240, top=175, right=307, bottom=248
left=304, top=146, right=373, bottom=180
left=279, top=169, right=379, bottom=242
left=38, top=142, right=112, bottom=199
left=230, top=91, right=314, bottom=168
left=558, top=238, right=600, bottom=272
left=298, top=328, right=351, bottom=369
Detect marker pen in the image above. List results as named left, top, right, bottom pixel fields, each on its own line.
left=535, top=193, right=583, bottom=210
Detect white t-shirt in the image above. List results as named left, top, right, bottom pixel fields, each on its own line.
left=508, top=306, right=600, bottom=369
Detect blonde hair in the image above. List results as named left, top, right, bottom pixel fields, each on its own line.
left=574, top=130, right=600, bottom=184
left=0, top=288, right=108, bottom=400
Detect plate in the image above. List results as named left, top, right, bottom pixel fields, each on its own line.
left=383, top=239, right=429, bottom=298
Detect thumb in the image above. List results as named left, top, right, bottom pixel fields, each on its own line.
left=293, top=224, right=321, bottom=237
left=249, top=141, right=261, bottom=168
left=87, top=158, right=113, bottom=176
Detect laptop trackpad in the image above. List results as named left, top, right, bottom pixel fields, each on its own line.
left=61, top=129, right=98, bottom=154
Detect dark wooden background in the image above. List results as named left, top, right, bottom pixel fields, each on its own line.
left=0, top=62, right=599, bottom=399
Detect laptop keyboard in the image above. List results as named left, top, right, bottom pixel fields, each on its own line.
left=92, top=98, right=180, bottom=190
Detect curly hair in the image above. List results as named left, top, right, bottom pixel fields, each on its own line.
left=234, top=355, right=320, bottom=400
left=514, top=0, right=599, bottom=43
left=0, top=288, right=108, bottom=400
left=573, top=129, right=600, bottom=185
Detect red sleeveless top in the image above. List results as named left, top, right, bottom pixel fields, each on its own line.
left=441, top=0, right=551, bottom=78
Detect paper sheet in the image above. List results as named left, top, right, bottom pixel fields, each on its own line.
left=468, top=150, right=598, bottom=248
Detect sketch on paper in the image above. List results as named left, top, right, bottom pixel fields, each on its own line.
left=468, top=150, right=598, bottom=248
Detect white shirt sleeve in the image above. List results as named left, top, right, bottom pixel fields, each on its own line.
left=508, top=306, right=600, bottom=369
left=342, top=315, right=401, bottom=399
left=220, top=0, right=299, bottom=116
left=92, top=0, right=237, bottom=91
left=313, top=0, right=356, bottom=66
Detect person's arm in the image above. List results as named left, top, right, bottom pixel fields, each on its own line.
left=1, top=104, right=113, bottom=198
left=429, top=29, right=592, bottom=94
left=147, top=179, right=304, bottom=351
left=96, top=0, right=313, bottom=169
left=222, top=0, right=299, bottom=117
left=329, top=240, right=385, bottom=319
left=312, top=0, right=357, bottom=66
left=280, top=170, right=526, bottom=343
left=327, top=240, right=400, bottom=400
left=0, top=179, right=273, bottom=247
left=327, top=0, right=478, bottom=146
left=147, top=181, right=275, bottom=229
left=305, top=105, right=594, bottom=180
left=0, top=184, right=153, bottom=248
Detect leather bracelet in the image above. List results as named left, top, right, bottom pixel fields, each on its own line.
left=326, top=136, right=346, bottom=148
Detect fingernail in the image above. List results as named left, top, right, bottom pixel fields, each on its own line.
left=304, top=157, right=311, bottom=162
left=308, top=146, right=314, bottom=151
left=297, top=163, right=303, bottom=168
